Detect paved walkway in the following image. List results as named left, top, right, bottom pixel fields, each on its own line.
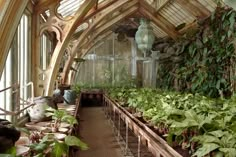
left=77, top=107, right=123, bottom=157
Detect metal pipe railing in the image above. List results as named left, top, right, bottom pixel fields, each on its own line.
left=0, top=82, right=35, bottom=116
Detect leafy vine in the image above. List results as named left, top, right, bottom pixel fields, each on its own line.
left=157, top=6, right=236, bottom=98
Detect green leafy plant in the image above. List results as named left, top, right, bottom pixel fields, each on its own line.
left=107, top=87, right=236, bottom=156
left=157, top=6, right=236, bottom=98
left=0, top=147, right=17, bottom=157
left=28, top=134, right=88, bottom=157
left=192, top=131, right=236, bottom=157
left=45, top=107, right=78, bottom=132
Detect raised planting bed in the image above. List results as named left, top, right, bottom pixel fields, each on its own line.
left=105, top=88, right=236, bottom=157
left=103, top=95, right=182, bottom=157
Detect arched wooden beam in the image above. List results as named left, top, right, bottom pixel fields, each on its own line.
left=34, top=0, right=60, bottom=13
left=79, top=0, right=137, bottom=48
left=44, top=0, right=97, bottom=95
left=75, top=5, right=177, bottom=68
left=81, top=0, right=117, bottom=25
left=83, top=6, right=138, bottom=50
left=0, top=1, right=10, bottom=22
left=62, top=2, right=138, bottom=83
left=71, top=0, right=119, bottom=40
left=73, top=30, right=113, bottom=62
left=61, top=0, right=138, bottom=83
left=78, top=30, right=113, bottom=57
left=69, top=31, right=113, bottom=84
left=0, top=0, right=29, bottom=76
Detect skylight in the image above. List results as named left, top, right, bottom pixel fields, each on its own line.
left=57, top=0, right=86, bottom=18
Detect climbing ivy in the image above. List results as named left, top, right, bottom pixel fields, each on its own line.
left=157, top=6, right=236, bottom=98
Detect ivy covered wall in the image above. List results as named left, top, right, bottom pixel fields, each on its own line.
left=155, top=6, right=236, bottom=98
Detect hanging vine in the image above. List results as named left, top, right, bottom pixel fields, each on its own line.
left=156, top=6, right=236, bottom=98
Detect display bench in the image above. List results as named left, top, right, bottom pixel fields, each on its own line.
left=0, top=83, right=84, bottom=156
left=11, top=101, right=82, bottom=157
left=80, top=89, right=104, bottom=107
left=103, top=94, right=182, bottom=157
left=15, top=103, right=79, bottom=157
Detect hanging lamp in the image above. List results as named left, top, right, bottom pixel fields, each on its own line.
left=135, top=18, right=155, bottom=57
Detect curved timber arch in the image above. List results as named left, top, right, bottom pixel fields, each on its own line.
left=0, top=0, right=218, bottom=98
left=68, top=30, right=113, bottom=84
left=62, top=0, right=207, bottom=84
left=61, top=0, right=140, bottom=83
left=46, top=0, right=213, bottom=90
left=42, top=0, right=97, bottom=96
left=0, top=0, right=29, bottom=76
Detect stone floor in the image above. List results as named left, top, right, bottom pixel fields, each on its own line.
left=77, top=107, right=123, bottom=157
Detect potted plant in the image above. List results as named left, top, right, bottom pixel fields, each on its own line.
left=28, top=133, right=88, bottom=157
left=3, top=127, right=88, bottom=157
left=45, top=107, right=77, bottom=133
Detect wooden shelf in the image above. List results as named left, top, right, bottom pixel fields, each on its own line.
left=103, top=95, right=182, bottom=157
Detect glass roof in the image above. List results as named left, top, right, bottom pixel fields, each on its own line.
left=159, top=1, right=195, bottom=27
left=75, top=22, right=89, bottom=33
left=57, top=0, right=86, bottom=18
left=145, top=0, right=170, bottom=11
left=198, top=0, right=217, bottom=12
left=39, top=0, right=219, bottom=39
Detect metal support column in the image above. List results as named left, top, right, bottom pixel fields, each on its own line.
left=138, top=135, right=141, bottom=157
left=131, top=38, right=137, bottom=78
left=151, top=51, right=158, bottom=88
left=118, top=113, right=121, bottom=140
left=125, top=120, right=129, bottom=155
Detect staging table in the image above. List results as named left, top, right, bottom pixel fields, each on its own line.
left=103, top=95, right=182, bottom=157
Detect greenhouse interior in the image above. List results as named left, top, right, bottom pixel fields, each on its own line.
left=2, top=0, right=236, bottom=157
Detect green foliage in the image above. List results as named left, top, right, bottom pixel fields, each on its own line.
left=192, top=131, right=236, bottom=157
left=0, top=110, right=85, bottom=157
left=72, top=84, right=81, bottom=94
left=45, top=107, right=78, bottom=127
left=107, top=87, right=236, bottom=156
left=61, top=114, right=78, bottom=126
left=28, top=135, right=50, bottom=154
left=27, top=134, right=87, bottom=157
left=1, top=147, right=17, bottom=157
left=65, top=135, right=88, bottom=150
left=158, top=6, right=236, bottom=98
left=73, top=64, right=138, bottom=91
left=51, top=141, right=68, bottom=157
left=0, top=155, right=16, bottom=157
left=73, top=76, right=138, bottom=92
left=46, top=108, right=66, bottom=121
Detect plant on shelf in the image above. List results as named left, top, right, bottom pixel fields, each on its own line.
left=0, top=147, right=17, bottom=157
left=0, top=126, right=88, bottom=157
left=45, top=107, right=78, bottom=133
left=61, top=114, right=78, bottom=134
left=28, top=132, right=88, bottom=157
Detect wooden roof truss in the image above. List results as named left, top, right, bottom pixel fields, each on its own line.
left=0, top=0, right=220, bottom=96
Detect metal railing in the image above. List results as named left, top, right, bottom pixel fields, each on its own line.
left=103, top=95, right=182, bottom=157
left=0, top=82, right=35, bottom=122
